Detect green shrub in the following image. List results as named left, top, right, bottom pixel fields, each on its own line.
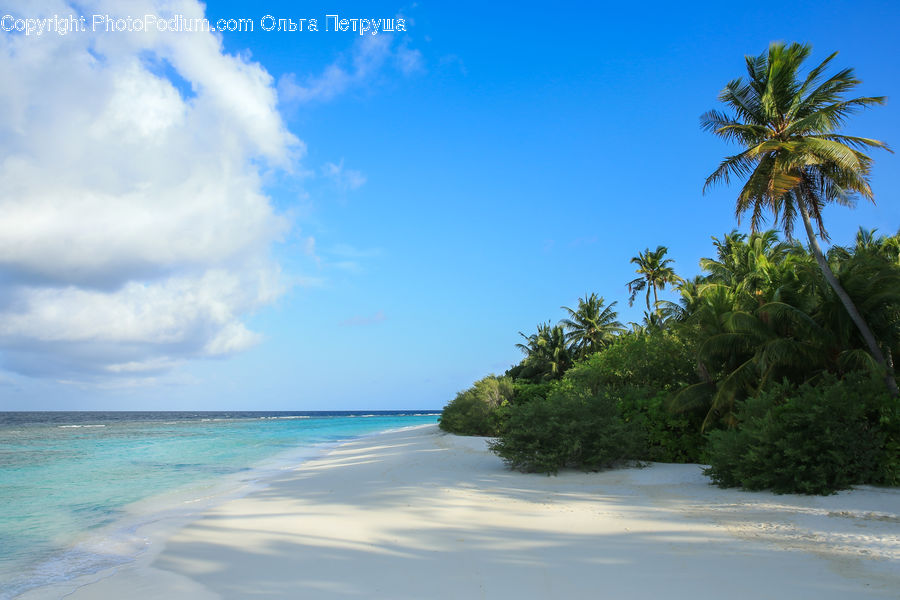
left=560, top=332, right=703, bottom=463
left=874, top=380, right=900, bottom=486
left=616, top=386, right=706, bottom=463
left=565, top=331, right=696, bottom=393
left=704, top=373, right=897, bottom=495
left=510, top=381, right=553, bottom=405
left=439, top=375, right=514, bottom=436
left=488, top=381, right=642, bottom=473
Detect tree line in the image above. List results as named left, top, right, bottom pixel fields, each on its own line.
left=439, top=42, right=899, bottom=495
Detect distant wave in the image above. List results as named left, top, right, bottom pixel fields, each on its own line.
left=259, top=416, right=311, bottom=420
left=57, top=425, right=106, bottom=428
left=387, top=413, right=441, bottom=417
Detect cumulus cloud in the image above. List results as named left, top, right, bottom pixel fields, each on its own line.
left=0, top=0, right=299, bottom=381
left=278, top=32, right=423, bottom=104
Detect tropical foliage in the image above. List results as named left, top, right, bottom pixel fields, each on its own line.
left=447, top=226, right=900, bottom=491
left=508, top=323, right=572, bottom=382
left=564, top=330, right=696, bottom=394
left=560, top=293, right=623, bottom=360
left=488, top=382, right=642, bottom=474
left=439, top=43, right=899, bottom=495
left=438, top=375, right=514, bottom=436
left=701, top=41, right=896, bottom=396
left=627, top=246, right=682, bottom=317
left=671, top=229, right=900, bottom=430
left=510, top=294, right=624, bottom=382
left=704, top=373, right=899, bottom=494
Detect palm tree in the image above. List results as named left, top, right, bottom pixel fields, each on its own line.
left=822, top=232, right=900, bottom=374
left=559, top=293, right=623, bottom=359
left=515, top=323, right=572, bottom=381
left=701, top=230, right=799, bottom=308
left=701, top=41, right=897, bottom=395
left=688, top=300, right=834, bottom=430
left=627, top=246, right=683, bottom=317
left=831, top=227, right=900, bottom=266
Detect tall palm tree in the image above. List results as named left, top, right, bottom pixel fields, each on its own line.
left=701, top=41, right=897, bottom=395
left=627, top=246, right=683, bottom=316
left=559, top=293, right=623, bottom=359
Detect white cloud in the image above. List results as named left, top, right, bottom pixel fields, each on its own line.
left=278, top=32, right=423, bottom=104
left=322, top=159, right=366, bottom=192
left=303, top=236, right=321, bottom=267
left=0, top=1, right=299, bottom=381
left=393, top=38, right=424, bottom=75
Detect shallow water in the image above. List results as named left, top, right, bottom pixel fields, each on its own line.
left=0, top=411, right=439, bottom=598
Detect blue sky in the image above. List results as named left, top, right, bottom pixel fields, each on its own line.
left=1, top=0, right=898, bottom=410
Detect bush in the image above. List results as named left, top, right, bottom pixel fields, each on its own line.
left=561, top=332, right=704, bottom=463
left=439, top=375, right=514, bottom=436
left=704, top=373, right=897, bottom=495
left=565, top=330, right=696, bottom=393
left=510, top=381, right=553, bottom=405
left=488, top=381, right=642, bottom=473
left=872, top=377, right=900, bottom=486
left=616, top=386, right=706, bottom=463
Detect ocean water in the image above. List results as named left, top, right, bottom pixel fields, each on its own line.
left=0, top=411, right=439, bottom=599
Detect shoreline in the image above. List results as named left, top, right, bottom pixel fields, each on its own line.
left=21, top=424, right=900, bottom=599
left=8, top=421, right=438, bottom=600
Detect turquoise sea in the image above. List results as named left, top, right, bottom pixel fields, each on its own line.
left=0, top=411, right=439, bottom=599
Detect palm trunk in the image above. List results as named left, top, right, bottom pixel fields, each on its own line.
left=798, top=200, right=899, bottom=397
left=652, top=285, right=659, bottom=317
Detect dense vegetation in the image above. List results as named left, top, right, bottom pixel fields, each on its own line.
left=488, top=383, right=643, bottom=473
left=440, top=42, right=900, bottom=495
left=438, top=375, right=513, bottom=436
left=704, top=373, right=899, bottom=494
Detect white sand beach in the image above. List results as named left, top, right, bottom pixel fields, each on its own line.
left=25, top=424, right=900, bottom=599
